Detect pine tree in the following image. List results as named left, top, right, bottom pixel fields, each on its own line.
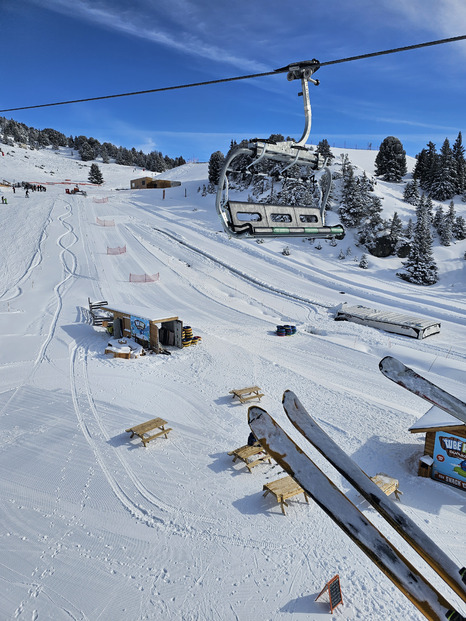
left=389, top=212, right=403, bottom=240
left=339, top=163, right=365, bottom=226
left=375, top=136, right=407, bottom=182
left=439, top=210, right=453, bottom=246
left=88, top=163, right=103, bottom=184
left=404, top=218, right=414, bottom=238
left=403, top=179, right=420, bottom=205
left=425, top=195, right=434, bottom=223
left=452, top=131, right=466, bottom=195
left=79, top=141, right=96, bottom=162
left=359, top=254, right=369, bottom=269
left=453, top=215, right=466, bottom=240
left=208, top=150, right=225, bottom=185
left=439, top=201, right=455, bottom=246
left=413, top=141, right=437, bottom=192
left=397, top=195, right=438, bottom=285
left=433, top=204, right=444, bottom=232
left=430, top=138, right=456, bottom=200
left=316, top=138, right=334, bottom=162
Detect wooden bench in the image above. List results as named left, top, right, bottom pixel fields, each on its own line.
left=263, top=476, right=309, bottom=515
left=125, top=417, right=172, bottom=447
left=228, top=443, right=272, bottom=472
left=370, top=473, right=403, bottom=501
left=229, top=386, right=264, bottom=404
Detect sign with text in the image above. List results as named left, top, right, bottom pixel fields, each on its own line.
left=130, top=315, right=150, bottom=341
left=432, top=431, right=466, bottom=492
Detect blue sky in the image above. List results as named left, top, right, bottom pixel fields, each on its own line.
left=2, top=0, right=466, bottom=161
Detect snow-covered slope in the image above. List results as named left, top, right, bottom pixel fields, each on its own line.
left=0, top=143, right=465, bottom=620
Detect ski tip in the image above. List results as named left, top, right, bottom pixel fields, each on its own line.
left=247, top=406, right=267, bottom=424
left=379, top=355, right=394, bottom=369
left=379, top=356, right=404, bottom=374
left=282, top=390, right=298, bottom=407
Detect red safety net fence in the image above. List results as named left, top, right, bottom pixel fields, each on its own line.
left=93, top=197, right=109, bottom=203
left=107, top=245, right=126, bottom=255
left=129, top=272, right=160, bottom=283
left=96, top=217, right=115, bottom=227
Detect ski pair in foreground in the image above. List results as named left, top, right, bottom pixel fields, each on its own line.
left=248, top=389, right=466, bottom=621
left=379, top=356, right=466, bottom=426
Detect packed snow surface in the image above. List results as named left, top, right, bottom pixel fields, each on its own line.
left=0, top=144, right=465, bottom=620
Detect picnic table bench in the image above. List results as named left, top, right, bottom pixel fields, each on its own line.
left=263, top=476, right=309, bottom=515
left=228, top=443, right=272, bottom=472
left=370, top=473, right=403, bottom=501
left=125, top=417, right=172, bottom=447
left=229, top=386, right=264, bottom=404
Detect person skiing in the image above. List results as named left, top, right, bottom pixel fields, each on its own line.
left=25, top=189, right=29, bottom=198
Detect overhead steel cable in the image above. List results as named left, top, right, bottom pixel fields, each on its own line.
left=1, top=34, right=465, bottom=113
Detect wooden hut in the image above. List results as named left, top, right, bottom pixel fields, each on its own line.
left=130, top=177, right=181, bottom=189
left=100, top=303, right=183, bottom=353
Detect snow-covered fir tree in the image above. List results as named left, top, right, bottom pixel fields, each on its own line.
left=88, top=163, right=103, bottom=184
left=359, top=254, right=369, bottom=269
left=452, top=131, right=466, bottom=196
left=453, top=215, right=466, bottom=240
left=315, top=138, right=334, bottom=162
left=413, top=141, right=437, bottom=192
left=403, top=178, right=420, bottom=205
left=339, top=162, right=364, bottom=226
left=439, top=207, right=453, bottom=246
left=430, top=138, right=457, bottom=200
left=397, top=195, right=438, bottom=285
left=389, top=211, right=403, bottom=240
left=375, top=136, right=407, bottom=182
left=404, top=218, right=414, bottom=239
left=79, top=141, right=95, bottom=162
left=433, top=204, right=444, bottom=232
left=208, top=151, right=225, bottom=185
left=425, top=195, right=434, bottom=223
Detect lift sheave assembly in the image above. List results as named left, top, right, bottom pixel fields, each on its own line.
left=215, top=60, right=345, bottom=240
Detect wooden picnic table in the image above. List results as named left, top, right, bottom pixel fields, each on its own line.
left=229, top=386, right=264, bottom=404
left=370, top=473, right=403, bottom=501
left=228, top=443, right=272, bottom=472
left=125, top=417, right=172, bottom=447
left=263, top=476, right=309, bottom=515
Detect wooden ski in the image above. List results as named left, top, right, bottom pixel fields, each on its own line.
left=379, top=356, right=466, bottom=425
left=281, top=389, right=466, bottom=604
left=248, top=405, right=465, bottom=621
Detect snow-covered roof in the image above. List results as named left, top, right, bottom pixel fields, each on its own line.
left=336, top=304, right=439, bottom=329
left=105, top=304, right=178, bottom=322
left=409, top=405, right=465, bottom=432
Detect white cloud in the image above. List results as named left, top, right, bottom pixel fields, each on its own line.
left=28, top=0, right=270, bottom=74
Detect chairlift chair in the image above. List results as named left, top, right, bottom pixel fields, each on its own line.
left=215, top=61, right=345, bottom=240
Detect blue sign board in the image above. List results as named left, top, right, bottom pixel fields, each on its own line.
left=130, top=315, right=150, bottom=341
left=431, top=431, right=466, bottom=492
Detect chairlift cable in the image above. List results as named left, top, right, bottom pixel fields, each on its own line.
left=0, top=34, right=465, bottom=113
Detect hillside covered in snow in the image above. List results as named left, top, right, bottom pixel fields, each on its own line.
left=0, top=141, right=465, bottom=620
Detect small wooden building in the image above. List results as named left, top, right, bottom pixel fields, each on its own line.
left=102, top=304, right=183, bottom=353
left=130, top=177, right=181, bottom=189
left=409, top=406, right=466, bottom=491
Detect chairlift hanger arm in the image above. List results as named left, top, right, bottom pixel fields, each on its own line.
left=277, top=60, right=321, bottom=146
